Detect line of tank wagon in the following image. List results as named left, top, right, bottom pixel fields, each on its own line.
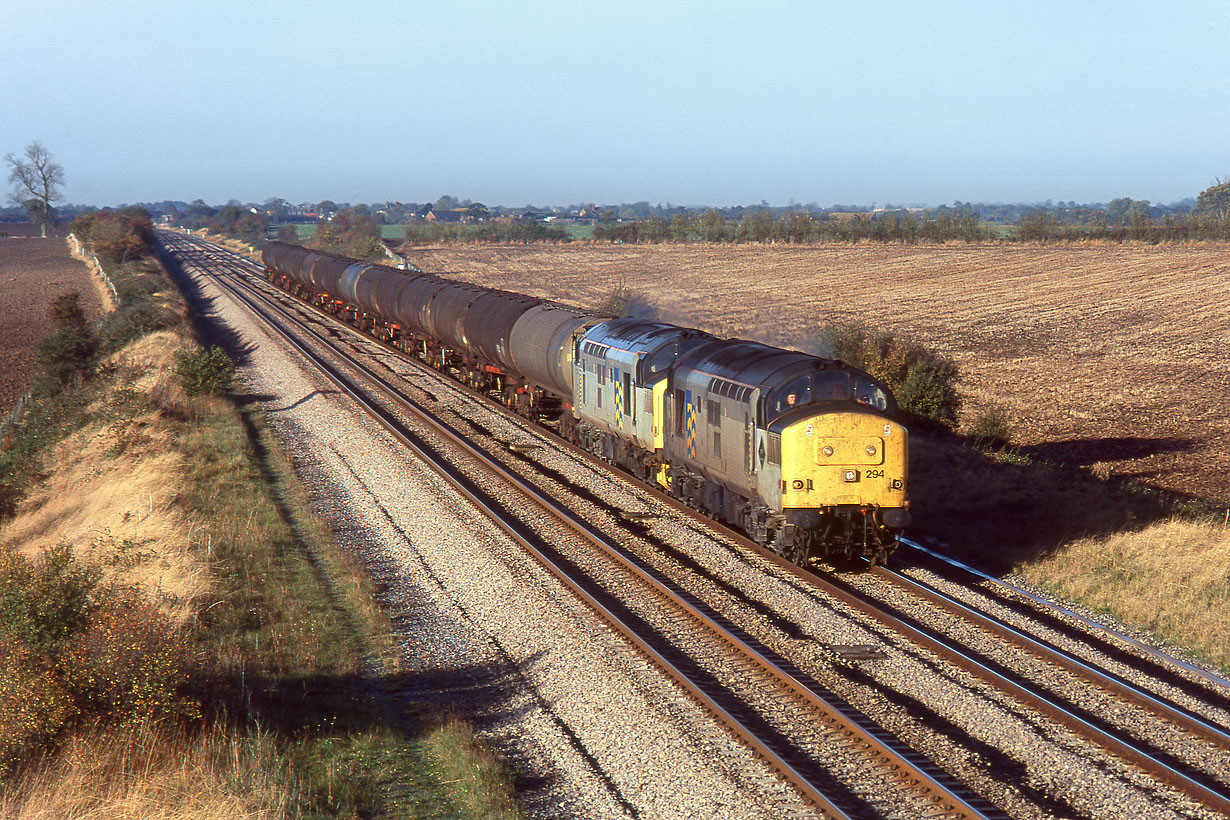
left=261, top=241, right=911, bottom=565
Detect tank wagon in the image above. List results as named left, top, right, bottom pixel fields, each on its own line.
left=262, top=242, right=910, bottom=565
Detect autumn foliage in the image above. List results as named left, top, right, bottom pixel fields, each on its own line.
left=0, top=544, right=191, bottom=775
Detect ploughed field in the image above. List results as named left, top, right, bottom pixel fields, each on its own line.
left=0, top=236, right=101, bottom=408
left=401, top=242, right=1230, bottom=505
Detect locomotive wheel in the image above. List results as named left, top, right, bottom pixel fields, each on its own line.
left=783, top=541, right=807, bottom=566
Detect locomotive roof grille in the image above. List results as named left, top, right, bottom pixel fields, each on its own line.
left=707, top=376, right=754, bottom=403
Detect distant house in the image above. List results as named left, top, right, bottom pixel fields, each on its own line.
left=424, top=208, right=463, bottom=223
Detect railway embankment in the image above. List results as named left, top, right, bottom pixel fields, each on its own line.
left=0, top=213, right=519, bottom=818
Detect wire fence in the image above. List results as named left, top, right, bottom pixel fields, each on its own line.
left=67, top=232, right=118, bottom=310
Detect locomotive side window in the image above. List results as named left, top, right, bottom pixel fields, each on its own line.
left=774, top=375, right=812, bottom=413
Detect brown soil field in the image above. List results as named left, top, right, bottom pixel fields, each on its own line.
left=0, top=238, right=102, bottom=409
left=400, top=242, right=1230, bottom=505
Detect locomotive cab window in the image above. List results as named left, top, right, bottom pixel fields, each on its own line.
left=815, top=371, right=851, bottom=401
left=645, top=343, right=678, bottom=376
left=850, top=376, right=890, bottom=411
left=773, top=375, right=812, bottom=413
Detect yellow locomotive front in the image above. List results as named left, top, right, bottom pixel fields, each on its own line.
left=777, top=407, right=909, bottom=564
left=661, top=340, right=910, bottom=567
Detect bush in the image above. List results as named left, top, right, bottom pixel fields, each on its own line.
left=0, top=544, right=99, bottom=773
left=97, top=300, right=181, bottom=354
left=0, top=483, right=20, bottom=520
left=597, top=282, right=658, bottom=320
left=0, top=637, right=73, bottom=774
left=35, top=293, right=96, bottom=388
left=818, top=323, right=962, bottom=426
left=63, top=597, right=191, bottom=724
left=967, top=404, right=1013, bottom=449
left=0, top=544, right=101, bottom=654
left=174, top=346, right=235, bottom=396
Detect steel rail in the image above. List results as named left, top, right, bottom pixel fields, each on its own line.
left=170, top=231, right=1008, bottom=820
left=870, top=559, right=1230, bottom=751
left=163, top=233, right=999, bottom=820
left=168, top=231, right=1230, bottom=817
left=900, top=538, right=1230, bottom=694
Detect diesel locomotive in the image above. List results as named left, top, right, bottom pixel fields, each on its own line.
left=260, top=241, right=910, bottom=565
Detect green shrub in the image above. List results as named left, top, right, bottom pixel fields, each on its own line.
left=35, top=293, right=96, bottom=388
left=96, top=301, right=181, bottom=354
left=818, top=323, right=962, bottom=426
left=174, top=346, right=235, bottom=396
left=0, top=636, right=73, bottom=774
left=0, top=482, right=20, bottom=520
left=0, top=544, right=99, bottom=773
left=967, top=404, right=1013, bottom=450
left=0, top=544, right=101, bottom=655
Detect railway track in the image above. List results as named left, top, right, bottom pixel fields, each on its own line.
left=160, top=232, right=997, bottom=820
left=159, top=231, right=1230, bottom=819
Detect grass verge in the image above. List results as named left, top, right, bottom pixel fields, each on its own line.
left=909, top=430, right=1230, bottom=672
left=0, top=213, right=523, bottom=818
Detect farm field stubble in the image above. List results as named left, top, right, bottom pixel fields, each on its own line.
left=0, top=237, right=102, bottom=409
left=402, top=242, right=1230, bottom=508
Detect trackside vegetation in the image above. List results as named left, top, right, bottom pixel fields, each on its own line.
left=0, top=211, right=522, bottom=818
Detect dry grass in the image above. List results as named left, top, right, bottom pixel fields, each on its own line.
left=1017, top=518, right=1230, bottom=669
left=406, top=241, right=1230, bottom=503
left=1, top=331, right=207, bottom=624
left=0, top=718, right=281, bottom=820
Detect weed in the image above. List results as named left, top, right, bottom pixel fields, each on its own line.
left=175, top=346, right=235, bottom=397
left=967, top=404, right=1013, bottom=450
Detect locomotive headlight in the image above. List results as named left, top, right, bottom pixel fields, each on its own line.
left=821, top=445, right=834, bottom=458
left=843, top=470, right=858, bottom=482
left=865, top=445, right=877, bottom=456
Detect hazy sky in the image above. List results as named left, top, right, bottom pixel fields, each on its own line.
left=4, top=1, right=1227, bottom=207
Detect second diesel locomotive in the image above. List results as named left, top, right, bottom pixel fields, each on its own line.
left=260, top=242, right=911, bottom=565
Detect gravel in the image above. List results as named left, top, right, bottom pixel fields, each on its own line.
left=173, top=245, right=809, bottom=820
left=170, top=237, right=1230, bottom=820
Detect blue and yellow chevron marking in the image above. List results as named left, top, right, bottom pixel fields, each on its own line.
left=685, top=390, right=697, bottom=459
left=615, top=368, right=624, bottom=431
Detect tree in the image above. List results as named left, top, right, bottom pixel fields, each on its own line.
left=1195, top=178, right=1230, bottom=220
left=262, top=197, right=288, bottom=220
left=6, top=141, right=64, bottom=237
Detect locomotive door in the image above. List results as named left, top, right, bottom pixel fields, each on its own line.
left=745, top=412, right=753, bottom=474
left=748, top=388, right=762, bottom=475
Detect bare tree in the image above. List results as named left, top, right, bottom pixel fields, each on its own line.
left=5, top=141, right=65, bottom=238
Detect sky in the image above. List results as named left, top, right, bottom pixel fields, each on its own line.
left=3, top=1, right=1228, bottom=208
